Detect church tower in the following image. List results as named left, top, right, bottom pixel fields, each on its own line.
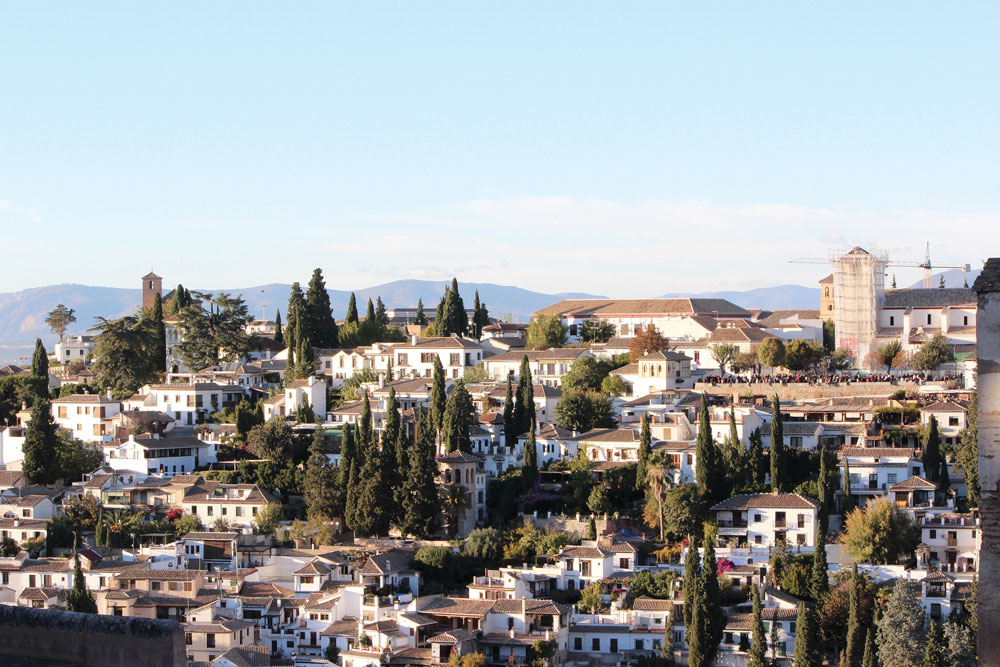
left=142, top=271, right=163, bottom=310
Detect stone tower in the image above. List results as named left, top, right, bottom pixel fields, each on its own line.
left=142, top=271, right=163, bottom=311
left=819, top=274, right=834, bottom=321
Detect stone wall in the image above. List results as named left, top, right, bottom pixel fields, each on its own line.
left=524, top=513, right=643, bottom=539
left=694, top=381, right=923, bottom=401
left=0, top=605, right=185, bottom=667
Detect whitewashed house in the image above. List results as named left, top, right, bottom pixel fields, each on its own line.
left=51, top=392, right=122, bottom=443
left=712, top=493, right=820, bottom=548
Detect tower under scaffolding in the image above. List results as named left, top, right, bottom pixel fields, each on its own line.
left=831, top=246, right=888, bottom=364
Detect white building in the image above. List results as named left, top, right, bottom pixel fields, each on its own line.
left=921, top=399, right=969, bottom=448
left=102, top=433, right=217, bottom=477
left=838, top=447, right=924, bottom=508
left=392, top=336, right=484, bottom=380
left=611, top=350, right=693, bottom=396
left=126, top=382, right=247, bottom=426
left=53, top=335, right=96, bottom=364
left=51, top=392, right=122, bottom=443
left=482, top=348, right=593, bottom=387
left=917, top=510, right=980, bottom=574
left=262, top=376, right=327, bottom=420
left=712, top=493, right=820, bottom=548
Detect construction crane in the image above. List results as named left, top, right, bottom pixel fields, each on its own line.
left=791, top=242, right=970, bottom=288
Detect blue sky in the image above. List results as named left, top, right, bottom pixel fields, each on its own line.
left=1, top=2, right=997, bottom=296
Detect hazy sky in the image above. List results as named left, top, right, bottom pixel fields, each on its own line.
left=1, top=3, right=997, bottom=296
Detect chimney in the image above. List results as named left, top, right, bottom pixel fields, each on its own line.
left=107, top=387, right=113, bottom=400
left=410, top=335, right=419, bottom=345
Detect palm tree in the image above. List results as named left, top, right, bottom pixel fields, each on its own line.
left=441, top=484, right=471, bottom=538
left=646, top=450, right=674, bottom=542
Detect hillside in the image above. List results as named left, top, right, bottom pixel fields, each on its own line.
left=660, top=284, right=820, bottom=310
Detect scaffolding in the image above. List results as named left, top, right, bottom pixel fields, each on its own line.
left=831, top=247, right=888, bottom=365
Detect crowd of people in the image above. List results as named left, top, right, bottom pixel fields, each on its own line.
left=704, top=371, right=962, bottom=386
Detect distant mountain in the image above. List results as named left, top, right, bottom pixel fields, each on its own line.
left=0, top=279, right=603, bottom=363
left=659, top=284, right=820, bottom=310
left=905, top=268, right=980, bottom=289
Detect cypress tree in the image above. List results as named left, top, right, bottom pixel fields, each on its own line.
left=346, top=447, right=362, bottom=530
left=749, top=428, right=764, bottom=490
left=749, top=585, right=767, bottom=667
left=588, top=516, right=597, bottom=540
left=818, top=449, right=830, bottom=533
left=32, top=339, right=48, bottom=379
left=471, top=291, right=489, bottom=339
left=286, top=282, right=306, bottom=353
left=296, top=336, right=315, bottom=379
left=923, top=416, right=941, bottom=483
left=695, top=395, right=716, bottom=499
left=65, top=550, right=98, bottom=613
left=937, top=451, right=951, bottom=497
left=440, top=383, right=474, bottom=453
left=376, top=297, right=388, bottom=327
left=23, top=400, right=59, bottom=484
left=447, top=278, right=468, bottom=336
left=400, top=410, right=439, bottom=538
left=810, top=524, right=829, bottom=600
left=843, top=459, right=853, bottom=513
left=432, top=293, right=447, bottom=336
left=431, top=356, right=446, bottom=434
left=304, top=428, right=340, bottom=521
left=359, top=392, right=374, bottom=453
left=729, top=406, right=740, bottom=449
left=338, top=424, right=356, bottom=518
left=636, top=414, right=652, bottom=490
left=514, top=356, right=535, bottom=439
left=274, top=310, right=283, bottom=345
left=383, top=388, right=403, bottom=495
left=503, top=377, right=516, bottom=449
left=414, top=298, right=427, bottom=326
left=683, top=534, right=704, bottom=666
left=793, top=602, right=817, bottom=667
left=392, top=394, right=410, bottom=518
left=150, top=293, right=166, bottom=373
left=845, top=564, right=863, bottom=667
left=304, top=268, right=338, bottom=347
left=345, top=293, right=359, bottom=324
left=683, top=534, right=701, bottom=628
left=365, top=298, right=376, bottom=323
left=861, top=627, right=877, bottom=667
left=770, top=396, right=786, bottom=492
left=523, top=417, right=538, bottom=489
left=354, top=425, right=392, bottom=537
left=923, top=620, right=943, bottom=667
left=701, top=532, right=725, bottom=664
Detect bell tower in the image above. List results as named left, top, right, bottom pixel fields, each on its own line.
left=142, top=271, right=163, bottom=310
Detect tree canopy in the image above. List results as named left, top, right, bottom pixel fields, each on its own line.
left=526, top=313, right=568, bottom=350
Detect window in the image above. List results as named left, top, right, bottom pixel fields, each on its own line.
left=964, top=316, right=969, bottom=326
left=753, top=514, right=762, bottom=523
left=221, top=507, right=227, bottom=516
left=450, top=353, right=460, bottom=366
left=790, top=436, right=803, bottom=448
left=574, top=638, right=582, bottom=651
left=420, top=353, right=435, bottom=364
left=927, top=314, right=932, bottom=325
left=797, top=533, right=806, bottom=546
left=21, top=509, right=29, bottom=518
left=185, top=633, right=192, bottom=645
left=950, top=417, right=960, bottom=426
left=889, top=316, right=895, bottom=326
left=634, top=639, right=643, bottom=650
left=610, top=639, right=618, bottom=652
left=754, top=535, right=762, bottom=545
left=236, top=507, right=243, bottom=517
left=569, top=324, right=578, bottom=336
left=207, top=506, right=213, bottom=516
left=797, top=514, right=806, bottom=528
left=887, top=473, right=897, bottom=484
left=592, top=638, right=601, bottom=651
left=929, top=529, right=936, bottom=539
left=206, top=634, right=216, bottom=648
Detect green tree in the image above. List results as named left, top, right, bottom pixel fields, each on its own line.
left=31, top=339, right=48, bottom=379
left=502, top=377, right=516, bottom=449
left=46, top=304, right=77, bottom=340
left=749, top=585, right=768, bottom=667
left=91, top=315, right=158, bottom=397
left=810, top=525, right=829, bottom=600
left=514, top=356, right=536, bottom=438
left=711, top=343, right=738, bottom=375
left=922, top=415, right=942, bottom=483
left=861, top=627, right=877, bottom=667
left=472, top=291, right=490, bottom=339
left=793, top=601, right=819, bottom=667
left=757, top=338, right=786, bottom=369
left=431, top=356, right=447, bottom=434
left=785, top=339, right=824, bottom=371
left=295, top=336, right=315, bottom=379
left=345, top=293, right=359, bottom=324
left=274, top=309, right=283, bottom=345
left=440, top=383, right=476, bottom=453
left=354, top=419, right=393, bottom=537
left=941, top=620, right=975, bottom=667
left=913, top=333, right=953, bottom=371
left=643, top=452, right=676, bottom=541
left=526, top=313, right=568, bottom=350
left=148, top=292, right=167, bottom=373
left=923, top=620, right=944, bottom=667
left=382, top=388, right=406, bottom=515
left=555, top=389, right=613, bottom=433
left=701, top=531, right=725, bottom=664
left=600, top=375, right=626, bottom=397
left=303, top=268, right=338, bottom=347
left=523, top=418, right=538, bottom=489
left=635, top=415, right=652, bottom=489
left=695, top=395, right=717, bottom=500
left=842, top=458, right=853, bottom=513
left=683, top=535, right=705, bottom=666
left=285, top=282, right=306, bottom=351
left=829, top=347, right=855, bottom=371
left=748, top=428, right=765, bottom=490
left=845, top=565, right=864, bottom=667
left=338, top=423, right=356, bottom=517
left=465, top=527, right=503, bottom=561
left=878, top=341, right=903, bottom=371
left=414, top=298, right=428, bottom=326
left=876, top=580, right=924, bottom=667
left=177, top=292, right=252, bottom=368
left=23, top=401, right=60, bottom=484
left=65, top=550, right=98, bottom=614
left=956, top=390, right=979, bottom=505
left=562, top=356, right=616, bottom=392
left=400, top=411, right=439, bottom=538
left=580, top=319, right=615, bottom=343
left=247, top=416, right=294, bottom=461
left=770, top=396, right=786, bottom=492
left=304, top=429, right=340, bottom=521
left=843, top=498, right=918, bottom=564
left=817, top=449, right=831, bottom=532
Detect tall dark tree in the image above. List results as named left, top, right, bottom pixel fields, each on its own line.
left=696, top=395, right=717, bottom=500
left=683, top=535, right=703, bottom=661
left=274, top=310, right=283, bottom=345
left=23, top=400, right=59, bottom=484
left=149, top=293, right=167, bottom=373
left=177, top=293, right=252, bottom=368
left=295, top=336, right=315, bottom=378
left=375, top=297, right=388, bottom=327
left=523, top=417, right=538, bottom=489
left=861, top=627, right=877, bottom=667
left=749, top=585, right=767, bottom=667
left=818, top=449, right=830, bottom=533
left=440, top=383, right=475, bottom=453
left=31, top=339, right=48, bottom=379
left=636, top=414, right=652, bottom=490
left=65, top=549, right=97, bottom=613
left=400, top=410, right=439, bottom=538
left=845, top=564, right=864, bottom=667
left=503, top=377, right=516, bottom=449
left=90, top=315, right=158, bottom=397
left=514, top=356, right=536, bottom=439
left=748, top=428, right=764, bottom=490
left=338, top=424, right=356, bottom=519
left=304, top=268, right=338, bottom=347
left=923, top=415, right=942, bottom=483
left=810, top=524, right=829, bottom=600
left=354, top=416, right=393, bottom=536
left=414, top=298, right=428, bottom=326
left=285, top=282, right=306, bottom=352
left=472, top=291, right=489, bottom=339
left=770, top=396, right=787, bottom=492
left=382, top=388, right=404, bottom=514
left=446, top=278, right=468, bottom=336
left=793, top=602, right=818, bottom=667
left=937, top=451, right=951, bottom=497
left=842, top=459, right=853, bottom=513
left=701, top=535, right=725, bottom=664
left=431, top=356, right=447, bottom=434
left=45, top=304, right=77, bottom=340
left=304, top=429, right=341, bottom=521
left=359, top=392, right=374, bottom=453
left=345, top=293, right=359, bottom=324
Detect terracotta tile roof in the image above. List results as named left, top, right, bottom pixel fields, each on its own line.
left=359, top=549, right=412, bottom=575
left=889, top=476, right=935, bottom=490
left=417, top=596, right=496, bottom=617
left=559, top=546, right=609, bottom=559
left=883, top=288, right=976, bottom=309
left=535, top=298, right=750, bottom=318
left=922, top=399, right=968, bottom=413
left=323, top=619, right=360, bottom=636
left=711, top=493, right=820, bottom=511
left=491, top=598, right=571, bottom=615
left=632, top=596, right=674, bottom=611
left=725, top=608, right=798, bottom=630
left=841, top=447, right=917, bottom=460
left=295, top=560, right=332, bottom=576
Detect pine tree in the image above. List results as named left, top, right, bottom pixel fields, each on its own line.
left=770, top=396, right=786, bottom=492
left=503, top=376, right=516, bottom=449
left=636, top=414, right=652, bottom=490
left=414, top=298, right=427, bottom=326
left=304, top=268, right=338, bottom=347
left=523, top=417, right=538, bottom=489
left=274, top=310, right=283, bottom=345
left=431, top=356, right=446, bottom=434
left=845, top=564, right=864, bottom=667
left=65, top=549, right=97, bottom=614
left=345, top=293, right=359, bottom=324
left=23, top=400, right=59, bottom=484
left=696, top=395, right=716, bottom=500
left=793, top=602, right=818, bottom=667
left=861, top=627, right=877, bottom=667
left=149, top=293, right=166, bottom=372
left=810, top=524, right=829, bottom=600
left=400, top=410, right=439, bottom=538
left=923, top=416, right=942, bottom=483
left=32, top=339, right=48, bottom=379
left=749, top=585, right=768, bottom=667
left=440, top=383, right=475, bottom=453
